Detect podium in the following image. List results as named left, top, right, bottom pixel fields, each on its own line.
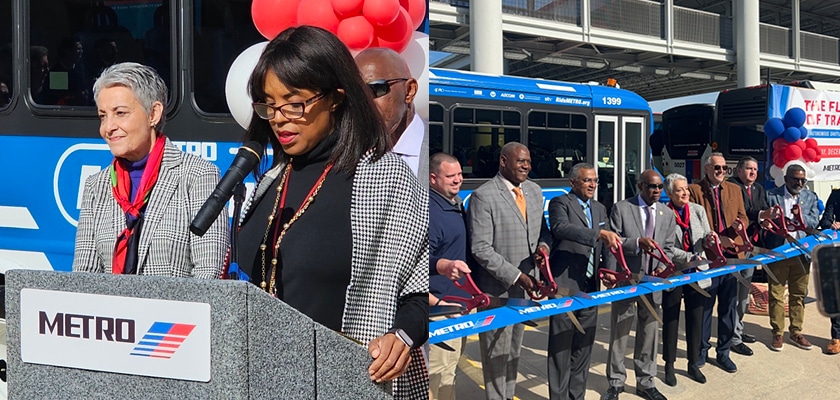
left=5, top=270, right=391, bottom=399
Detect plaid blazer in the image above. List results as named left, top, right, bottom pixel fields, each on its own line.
left=72, top=138, right=229, bottom=279
left=247, top=151, right=429, bottom=399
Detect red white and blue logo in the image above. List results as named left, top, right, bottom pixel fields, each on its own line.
left=130, top=322, right=196, bottom=359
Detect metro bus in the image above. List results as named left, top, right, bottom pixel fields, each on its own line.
left=714, top=83, right=840, bottom=200
left=0, top=0, right=266, bottom=279
left=658, top=103, right=715, bottom=182
left=429, top=67, right=653, bottom=211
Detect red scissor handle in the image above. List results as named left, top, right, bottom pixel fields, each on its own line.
left=763, top=204, right=791, bottom=237
left=730, top=218, right=754, bottom=254
left=788, top=204, right=809, bottom=233
left=529, top=248, right=558, bottom=300
left=443, top=273, right=491, bottom=314
left=702, top=233, right=729, bottom=268
left=649, top=241, right=677, bottom=279
left=600, top=239, right=632, bottom=286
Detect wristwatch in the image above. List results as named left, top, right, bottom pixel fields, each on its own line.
left=387, top=328, right=414, bottom=348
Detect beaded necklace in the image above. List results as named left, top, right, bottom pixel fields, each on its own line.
left=259, top=159, right=334, bottom=295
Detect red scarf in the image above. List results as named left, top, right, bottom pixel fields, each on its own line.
left=669, top=202, right=692, bottom=252
left=110, top=134, right=166, bottom=274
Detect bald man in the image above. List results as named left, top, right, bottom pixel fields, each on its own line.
left=355, top=47, right=428, bottom=187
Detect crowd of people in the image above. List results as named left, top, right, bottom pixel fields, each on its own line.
left=429, top=146, right=840, bottom=400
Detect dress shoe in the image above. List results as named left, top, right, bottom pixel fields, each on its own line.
left=601, top=386, right=624, bottom=400
left=826, top=338, right=840, bottom=355
left=771, top=334, right=784, bottom=351
left=715, top=355, right=737, bottom=373
left=663, top=362, right=676, bottom=387
left=789, top=333, right=813, bottom=350
left=636, top=386, right=668, bottom=400
left=731, top=342, right=754, bottom=356
left=687, top=365, right=706, bottom=384
left=741, top=333, right=757, bottom=343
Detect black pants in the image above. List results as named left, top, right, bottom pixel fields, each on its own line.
left=701, top=274, right=738, bottom=360
left=832, top=316, right=840, bottom=339
left=548, top=305, right=598, bottom=400
left=662, top=285, right=705, bottom=366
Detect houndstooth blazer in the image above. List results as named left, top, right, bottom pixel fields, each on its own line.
left=248, top=150, right=429, bottom=399
left=72, top=138, right=229, bottom=279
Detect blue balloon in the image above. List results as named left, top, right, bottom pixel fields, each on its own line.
left=800, top=126, right=809, bottom=139
left=783, top=126, right=801, bottom=142
left=764, top=118, right=785, bottom=140
left=784, top=107, right=807, bottom=128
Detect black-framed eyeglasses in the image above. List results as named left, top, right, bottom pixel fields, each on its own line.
left=367, top=78, right=409, bottom=98
left=786, top=176, right=807, bottom=184
left=645, top=183, right=664, bottom=190
left=252, top=92, right=328, bottom=120
left=712, top=165, right=727, bottom=171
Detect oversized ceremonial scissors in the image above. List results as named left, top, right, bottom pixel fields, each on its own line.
left=599, top=239, right=663, bottom=324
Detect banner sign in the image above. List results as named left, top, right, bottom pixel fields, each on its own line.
left=20, top=289, right=212, bottom=381
left=429, top=230, right=840, bottom=344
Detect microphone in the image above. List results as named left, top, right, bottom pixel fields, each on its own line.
left=190, top=141, right=263, bottom=236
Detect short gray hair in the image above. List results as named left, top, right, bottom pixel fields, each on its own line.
left=664, top=173, right=687, bottom=195
left=93, top=62, right=168, bottom=131
left=704, top=152, right=725, bottom=167
left=569, top=162, right=595, bottom=180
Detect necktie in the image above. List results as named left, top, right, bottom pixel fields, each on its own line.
left=644, top=205, right=655, bottom=273
left=747, top=185, right=752, bottom=200
left=583, top=203, right=595, bottom=278
left=713, top=186, right=725, bottom=233
left=513, top=187, right=527, bottom=222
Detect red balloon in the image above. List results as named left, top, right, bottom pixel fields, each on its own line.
left=803, top=148, right=818, bottom=162
left=370, top=7, right=412, bottom=53
left=785, top=145, right=802, bottom=161
left=805, top=138, right=819, bottom=149
left=363, top=0, right=400, bottom=26
left=252, top=0, right=301, bottom=40
left=793, top=139, right=806, bottom=150
left=298, top=0, right=341, bottom=33
left=816, top=155, right=822, bottom=162
left=399, top=0, right=427, bottom=30
left=772, top=138, right=788, bottom=151
left=773, top=153, right=786, bottom=168
left=332, top=0, right=364, bottom=17
left=337, top=16, right=375, bottom=50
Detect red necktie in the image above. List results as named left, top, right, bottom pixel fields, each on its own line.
left=713, top=187, right=725, bottom=233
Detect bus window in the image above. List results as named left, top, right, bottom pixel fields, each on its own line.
left=193, top=0, right=262, bottom=114
left=596, top=118, right=616, bottom=207
left=623, top=118, right=644, bottom=199
left=28, top=0, right=166, bottom=107
left=452, top=106, right=521, bottom=178
left=727, top=125, right=765, bottom=156
left=430, top=103, right=444, bottom=155
left=0, top=0, right=10, bottom=109
left=528, top=110, right=587, bottom=178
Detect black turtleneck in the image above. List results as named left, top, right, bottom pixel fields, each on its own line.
left=238, top=133, right=353, bottom=331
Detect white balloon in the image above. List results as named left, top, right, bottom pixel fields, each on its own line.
left=805, top=162, right=817, bottom=179
left=401, top=31, right=429, bottom=121
left=225, top=42, right=268, bottom=130
left=768, top=165, right=782, bottom=179
left=775, top=173, right=785, bottom=188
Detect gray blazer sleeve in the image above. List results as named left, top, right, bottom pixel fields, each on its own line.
left=468, top=189, right=520, bottom=288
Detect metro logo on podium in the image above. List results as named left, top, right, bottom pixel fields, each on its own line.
left=20, top=289, right=211, bottom=382
left=131, top=322, right=197, bottom=359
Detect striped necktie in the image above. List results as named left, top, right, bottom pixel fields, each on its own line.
left=583, top=202, right=595, bottom=278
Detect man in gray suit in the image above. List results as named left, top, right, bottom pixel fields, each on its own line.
left=468, top=142, right=551, bottom=400
left=603, top=170, right=675, bottom=400
left=547, top=163, right=620, bottom=400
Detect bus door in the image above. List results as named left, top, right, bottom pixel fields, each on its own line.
left=594, top=115, right=645, bottom=209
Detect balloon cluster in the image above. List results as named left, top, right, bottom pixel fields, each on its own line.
left=765, top=107, right=821, bottom=186
left=251, top=0, right=426, bottom=53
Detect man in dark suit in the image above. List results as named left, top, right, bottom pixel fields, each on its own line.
left=765, top=164, right=820, bottom=352
left=727, top=156, right=768, bottom=355
left=547, top=163, right=620, bottom=400
left=603, top=170, right=675, bottom=400
left=687, top=152, right=747, bottom=374
left=468, top=142, right=551, bottom=400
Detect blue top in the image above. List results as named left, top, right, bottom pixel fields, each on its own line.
left=124, top=154, right=150, bottom=202
left=429, top=189, right=471, bottom=299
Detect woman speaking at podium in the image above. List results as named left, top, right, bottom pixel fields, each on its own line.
left=234, top=26, right=428, bottom=398
left=72, top=62, right=229, bottom=278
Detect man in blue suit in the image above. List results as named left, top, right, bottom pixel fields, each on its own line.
left=764, top=164, right=820, bottom=352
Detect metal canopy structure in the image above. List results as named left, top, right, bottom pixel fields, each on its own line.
left=430, top=0, right=840, bottom=101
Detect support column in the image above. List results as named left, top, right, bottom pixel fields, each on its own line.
left=470, top=0, right=504, bottom=74
left=735, top=0, right=760, bottom=87
left=792, top=0, right=800, bottom=66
